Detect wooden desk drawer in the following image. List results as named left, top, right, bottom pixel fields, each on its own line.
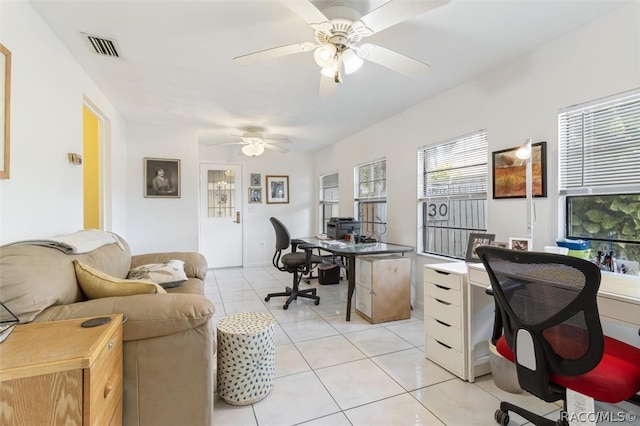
left=425, top=316, right=462, bottom=351
left=426, top=336, right=465, bottom=378
left=424, top=281, right=461, bottom=306
left=85, top=326, right=123, bottom=426
left=425, top=296, right=462, bottom=329
left=424, top=268, right=462, bottom=291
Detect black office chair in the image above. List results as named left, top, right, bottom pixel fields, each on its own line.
left=265, top=217, right=323, bottom=310
left=475, top=246, right=640, bottom=426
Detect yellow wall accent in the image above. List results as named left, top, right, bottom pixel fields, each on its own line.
left=83, top=106, right=100, bottom=229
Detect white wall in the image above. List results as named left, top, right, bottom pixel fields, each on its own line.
left=126, top=124, right=200, bottom=254
left=199, top=145, right=315, bottom=267
left=0, top=1, right=129, bottom=244
left=314, top=2, right=640, bottom=311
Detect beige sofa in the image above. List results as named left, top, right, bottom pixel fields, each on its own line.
left=0, top=235, right=215, bottom=426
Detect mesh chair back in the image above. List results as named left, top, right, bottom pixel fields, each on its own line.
left=476, top=246, right=604, bottom=377
left=270, top=217, right=291, bottom=250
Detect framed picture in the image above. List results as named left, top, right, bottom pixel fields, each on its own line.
left=250, top=173, right=261, bottom=186
left=492, top=141, right=547, bottom=199
left=490, top=241, right=508, bottom=249
left=0, top=44, right=11, bottom=179
left=509, top=237, right=533, bottom=251
left=465, top=233, right=496, bottom=262
left=248, top=187, right=262, bottom=203
left=144, top=157, right=180, bottom=198
left=266, top=175, right=289, bottom=204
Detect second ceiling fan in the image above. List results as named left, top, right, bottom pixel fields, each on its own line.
left=234, top=0, right=450, bottom=97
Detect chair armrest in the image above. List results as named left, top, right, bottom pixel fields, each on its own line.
left=131, top=252, right=208, bottom=280
left=34, top=293, right=214, bottom=341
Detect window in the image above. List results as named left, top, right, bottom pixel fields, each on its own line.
left=355, top=159, right=386, bottom=241
left=559, top=89, right=640, bottom=272
left=207, top=169, right=235, bottom=218
left=419, top=131, right=488, bottom=258
left=319, top=173, right=339, bottom=234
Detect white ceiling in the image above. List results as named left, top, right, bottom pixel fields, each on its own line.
left=31, top=0, right=631, bottom=152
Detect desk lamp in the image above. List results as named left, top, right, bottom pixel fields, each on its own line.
left=515, top=139, right=534, bottom=240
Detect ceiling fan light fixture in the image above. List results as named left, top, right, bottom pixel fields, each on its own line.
left=241, top=143, right=265, bottom=158
left=342, top=48, right=363, bottom=75
left=314, top=44, right=337, bottom=68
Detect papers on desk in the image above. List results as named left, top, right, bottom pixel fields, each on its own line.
left=315, top=234, right=331, bottom=240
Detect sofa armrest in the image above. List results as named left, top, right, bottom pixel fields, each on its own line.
left=34, top=293, right=214, bottom=341
left=131, top=252, right=208, bottom=280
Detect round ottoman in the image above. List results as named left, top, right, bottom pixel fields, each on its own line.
left=217, top=312, right=276, bottom=405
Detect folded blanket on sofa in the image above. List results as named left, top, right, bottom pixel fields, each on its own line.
left=3, top=229, right=123, bottom=254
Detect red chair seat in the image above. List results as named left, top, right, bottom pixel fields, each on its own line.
left=496, top=335, right=640, bottom=403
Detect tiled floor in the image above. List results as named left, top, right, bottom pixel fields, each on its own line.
left=205, top=266, right=640, bottom=426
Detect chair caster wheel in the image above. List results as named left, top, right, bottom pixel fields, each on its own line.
left=495, top=409, right=509, bottom=426
left=314, top=300, right=320, bottom=305
left=265, top=296, right=270, bottom=302
left=283, top=304, right=289, bottom=310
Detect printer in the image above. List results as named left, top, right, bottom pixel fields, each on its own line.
left=327, top=217, right=361, bottom=240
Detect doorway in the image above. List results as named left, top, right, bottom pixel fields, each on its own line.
left=82, top=104, right=101, bottom=229
left=199, top=163, right=243, bottom=268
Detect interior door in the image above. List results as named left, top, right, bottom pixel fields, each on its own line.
left=199, top=163, right=243, bottom=268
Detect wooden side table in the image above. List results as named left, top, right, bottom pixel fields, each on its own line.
left=0, top=314, right=124, bottom=426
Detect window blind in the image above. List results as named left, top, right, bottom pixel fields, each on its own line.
left=418, top=131, right=488, bottom=198
left=559, top=89, right=640, bottom=192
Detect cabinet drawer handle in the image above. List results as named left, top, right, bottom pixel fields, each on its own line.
left=435, top=270, right=450, bottom=276
left=435, top=319, right=451, bottom=327
left=434, top=298, right=450, bottom=306
left=435, top=339, right=452, bottom=349
left=434, top=284, right=450, bottom=290
left=104, top=384, right=114, bottom=398
left=108, top=341, right=113, bottom=350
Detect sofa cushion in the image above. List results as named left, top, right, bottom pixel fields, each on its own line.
left=127, top=259, right=187, bottom=289
left=74, top=261, right=166, bottom=299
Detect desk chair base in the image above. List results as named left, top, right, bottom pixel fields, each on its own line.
left=495, top=401, right=567, bottom=426
left=265, top=272, right=320, bottom=310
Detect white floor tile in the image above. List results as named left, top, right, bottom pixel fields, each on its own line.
left=214, top=395, right=257, bottom=426
left=299, top=412, right=352, bottom=426
left=371, top=347, right=456, bottom=391
left=279, top=317, right=339, bottom=342
left=345, top=393, right=445, bottom=426
left=295, top=334, right=366, bottom=369
left=252, top=371, right=340, bottom=426
left=315, top=358, right=405, bottom=410
left=384, top=318, right=425, bottom=346
left=344, top=326, right=413, bottom=357
left=275, top=343, right=311, bottom=378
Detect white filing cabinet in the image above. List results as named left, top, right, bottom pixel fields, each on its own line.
left=355, top=255, right=411, bottom=324
left=424, top=262, right=493, bottom=382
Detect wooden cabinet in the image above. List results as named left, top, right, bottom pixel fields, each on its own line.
left=0, top=314, right=124, bottom=426
left=355, top=255, right=411, bottom=323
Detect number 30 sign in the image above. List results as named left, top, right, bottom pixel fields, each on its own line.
left=427, top=202, right=449, bottom=221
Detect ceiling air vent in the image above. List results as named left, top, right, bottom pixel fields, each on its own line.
left=82, top=33, right=120, bottom=58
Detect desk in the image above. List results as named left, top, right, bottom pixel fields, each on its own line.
left=304, top=239, right=414, bottom=321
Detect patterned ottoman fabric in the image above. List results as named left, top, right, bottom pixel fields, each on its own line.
left=217, top=312, right=276, bottom=405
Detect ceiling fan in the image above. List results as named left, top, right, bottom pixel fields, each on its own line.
left=208, top=127, right=292, bottom=157
left=234, top=0, right=450, bottom=97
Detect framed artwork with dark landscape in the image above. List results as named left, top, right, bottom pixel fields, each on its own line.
left=144, top=157, right=180, bottom=198
left=465, top=233, right=495, bottom=262
left=492, top=141, right=547, bottom=199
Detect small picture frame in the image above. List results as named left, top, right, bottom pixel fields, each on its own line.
left=509, top=237, right=533, bottom=251
left=144, top=157, right=180, bottom=198
left=492, top=141, right=547, bottom=199
left=250, top=173, right=261, bottom=186
left=266, top=175, right=289, bottom=204
left=248, top=187, right=262, bottom=204
left=466, top=233, right=496, bottom=262
left=490, top=241, right=508, bottom=249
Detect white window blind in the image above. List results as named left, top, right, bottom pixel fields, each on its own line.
left=559, top=89, right=640, bottom=192
left=419, top=131, right=488, bottom=198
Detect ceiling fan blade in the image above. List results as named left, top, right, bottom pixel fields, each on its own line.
left=318, top=72, right=338, bottom=98
left=264, top=143, right=289, bottom=153
left=354, top=0, right=450, bottom=36
left=264, top=137, right=293, bottom=144
left=206, top=141, right=246, bottom=147
left=356, top=43, right=430, bottom=78
left=280, top=0, right=331, bottom=31
left=234, top=42, right=316, bottom=65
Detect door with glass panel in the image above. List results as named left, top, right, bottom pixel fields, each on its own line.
left=199, top=164, right=243, bottom=268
